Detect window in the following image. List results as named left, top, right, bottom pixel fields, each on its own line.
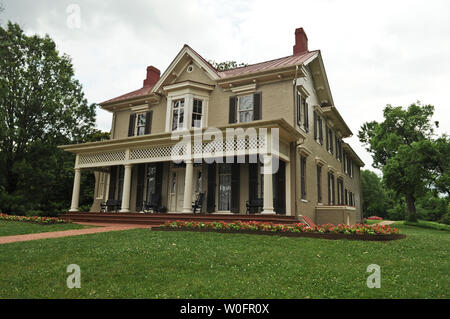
left=117, top=166, right=124, bottom=201
left=196, top=170, right=202, bottom=193
left=172, top=99, right=185, bottom=130
left=171, top=172, right=177, bottom=193
left=135, top=113, right=146, bottom=136
left=328, top=172, right=335, bottom=205
left=296, top=92, right=302, bottom=127
left=303, top=97, right=309, bottom=132
left=300, top=156, right=307, bottom=200
left=318, top=115, right=323, bottom=144
left=314, top=112, right=324, bottom=145
left=238, top=94, right=254, bottom=123
left=192, top=99, right=203, bottom=128
left=317, top=165, right=322, bottom=203
left=337, top=178, right=344, bottom=205
left=345, top=154, right=353, bottom=177
left=345, top=189, right=348, bottom=205
left=146, top=165, right=157, bottom=201
left=349, top=191, right=354, bottom=206
left=218, top=164, right=232, bottom=211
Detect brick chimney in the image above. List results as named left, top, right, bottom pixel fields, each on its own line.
left=143, top=66, right=160, bottom=87
left=293, top=28, right=308, bottom=55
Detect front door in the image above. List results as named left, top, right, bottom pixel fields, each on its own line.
left=169, top=167, right=185, bottom=212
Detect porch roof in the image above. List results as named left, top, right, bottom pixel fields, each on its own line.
left=59, top=118, right=303, bottom=157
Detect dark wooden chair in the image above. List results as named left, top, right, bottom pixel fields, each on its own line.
left=100, top=199, right=122, bottom=213
left=143, top=193, right=161, bottom=213
left=192, top=192, right=205, bottom=214
left=246, top=198, right=263, bottom=214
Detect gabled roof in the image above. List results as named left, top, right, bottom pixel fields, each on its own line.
left=99, top=45, right=320, bottom=107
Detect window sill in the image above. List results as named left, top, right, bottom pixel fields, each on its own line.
left=301, top=199, right=308, bottom=203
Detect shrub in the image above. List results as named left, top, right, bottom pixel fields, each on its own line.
left=0, top=213, right=68, bottom=225
left=160, top=220, right=400, bottom=236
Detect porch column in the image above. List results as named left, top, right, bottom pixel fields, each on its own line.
left=261, top=154, right=275, bottom=214
left=120, top=164, right=133, bottom=212
left=182, top=159, right=194, bottom=213
left=69, top=168, right=81, bottom=212
left=285, top=160, right=291, bottom=216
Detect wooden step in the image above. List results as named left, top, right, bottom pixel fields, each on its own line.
left=63, top=212, right=299, bottom=226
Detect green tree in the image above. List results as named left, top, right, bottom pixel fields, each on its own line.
left=208, top=60, right=248, bottom=71
left=359, top=102, right=448, bottom=222
left=0, top=22, right=96, bottom=215
left=360, top=170, right=388, bottom=218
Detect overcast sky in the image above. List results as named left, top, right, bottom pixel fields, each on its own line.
left=1, top=0, right=449, bottom=173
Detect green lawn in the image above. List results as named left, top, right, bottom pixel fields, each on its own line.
left=0, top=222, right=448, bottom=298
left=0, top=220, right=87, bottom=237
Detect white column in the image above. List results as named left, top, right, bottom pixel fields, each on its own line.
left=69, top=168, right=81, bottom=212
left=261, top=155, right=275, bottom=214
left=120, top=164, right=133, bottom=213
left=182, top=160, right=194, bottom=213
left=285, top=160, right=291, bottom=216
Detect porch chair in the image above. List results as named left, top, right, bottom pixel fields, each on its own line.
left=246, top=198, right=263, bottom=214
left=100, top=199, right=122, bottom=213
left=142, top=193, right=161, bottom=213
left=192, top=192, right=205, bottom=214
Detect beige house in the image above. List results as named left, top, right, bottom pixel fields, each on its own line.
left=60, top=27, right=364, bottom=225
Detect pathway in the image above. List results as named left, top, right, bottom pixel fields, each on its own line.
left=0, top=223, right=151, bottom=245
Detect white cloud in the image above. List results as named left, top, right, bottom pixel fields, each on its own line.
left=2, top=0, right=449, bottom=172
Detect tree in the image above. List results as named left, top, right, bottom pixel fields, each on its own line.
left=208, top=60, right=248, bottom=71
left=0, top=22, right=96, bottom=215
left=360, top=170, right=388, bottom=218
left=358, top=102, right=448, bottom=222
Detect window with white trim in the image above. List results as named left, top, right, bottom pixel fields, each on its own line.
left=136, top=113, right=146, bottom=136
left=238, top=94, right=254, bottom=123
left=171, top=99, right=185, bottom=131
left=192, top=99, right=203, bottom=128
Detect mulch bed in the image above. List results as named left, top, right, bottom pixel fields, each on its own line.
left=151, top=227, right=406, bottom=241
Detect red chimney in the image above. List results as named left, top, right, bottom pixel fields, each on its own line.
left=143, top=66, right=160, bottom=87
left=293, top=28, right=308, bottom=55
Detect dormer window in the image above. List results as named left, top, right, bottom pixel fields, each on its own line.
left=171, top=98, right=185, bottom=131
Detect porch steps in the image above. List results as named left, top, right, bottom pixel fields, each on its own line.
left=63, top=212, right=300, bottom=227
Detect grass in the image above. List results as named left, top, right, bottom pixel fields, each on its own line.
left=0, top=220, right=87, bottom=237
left=403, top=220, right=450, bottom=232
left=0, top=222, right=448, bottom=298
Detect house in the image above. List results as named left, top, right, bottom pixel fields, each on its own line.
left=60, top=27, right=364, bottom=225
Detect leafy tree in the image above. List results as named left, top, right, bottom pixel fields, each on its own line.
left=0, top=22, right=96, bottom=215
left=359, top=102, right=448, bottom=222
left=360, top=170, right=388, bottom=218
left=208, top=60, right=248, bottom=71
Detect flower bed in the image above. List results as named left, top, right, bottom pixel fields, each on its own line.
left=153, top=220, right=405, bottom=241
left=0, top=213, right=68, bottom=225
left=367, top=216, right=383, bottom=220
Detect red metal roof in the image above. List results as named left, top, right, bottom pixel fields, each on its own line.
left=218, top=50, right=318, bottom=78
left=100, top=48, right=318, bottom=106
left=100, top=85, right=153, bottom=105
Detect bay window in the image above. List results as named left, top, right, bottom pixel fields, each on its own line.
left=172, top=98, right=185, bottom=131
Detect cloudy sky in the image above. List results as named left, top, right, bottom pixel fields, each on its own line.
left=1, top=0, right=449, bottom=172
